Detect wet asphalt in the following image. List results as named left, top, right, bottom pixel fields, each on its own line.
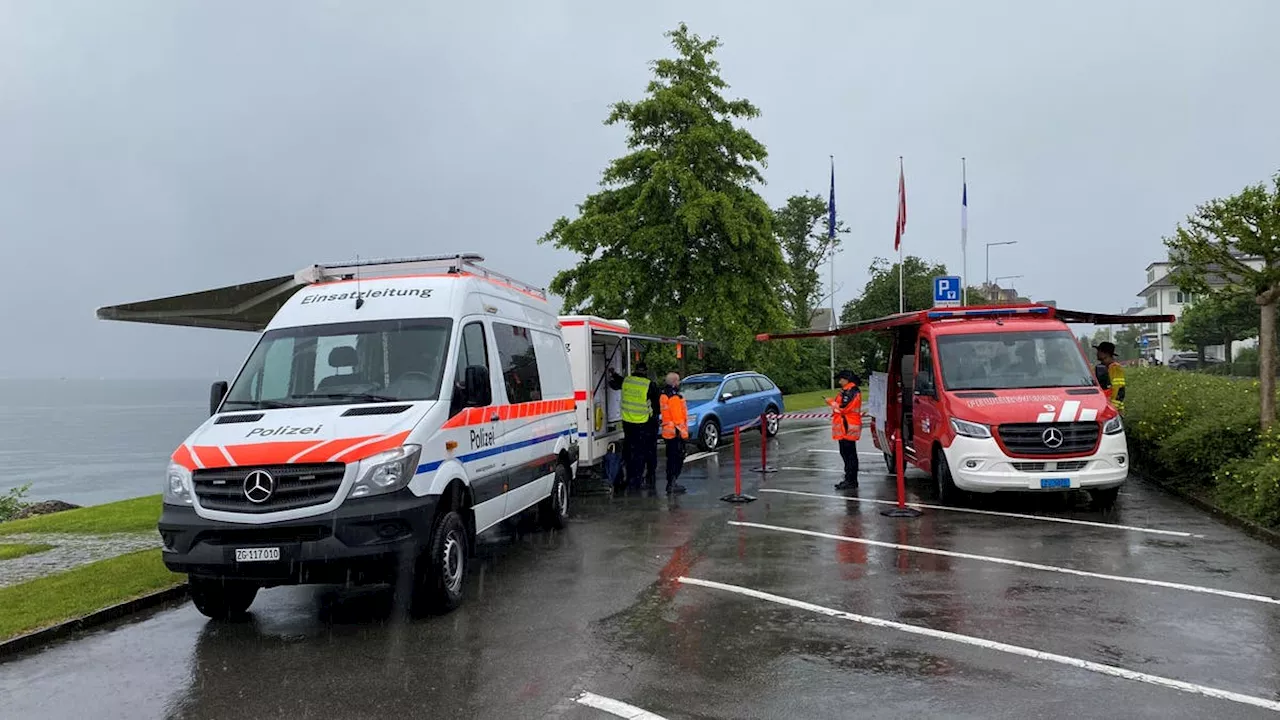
left=4, top=424, right=1280, bottom=719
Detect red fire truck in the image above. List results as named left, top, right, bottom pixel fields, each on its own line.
left=757, top=305, right=1173, bottom=510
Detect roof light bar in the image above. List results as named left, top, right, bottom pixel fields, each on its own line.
left=926, top=306, right=1052, bottom=320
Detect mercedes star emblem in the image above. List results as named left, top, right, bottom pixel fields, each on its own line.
left=243, top=470, right=276, bottom=504
left=1041, top=427, right=1065, bottom=449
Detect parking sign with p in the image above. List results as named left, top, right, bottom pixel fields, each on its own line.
left=934, top=276, right=961, bottom=307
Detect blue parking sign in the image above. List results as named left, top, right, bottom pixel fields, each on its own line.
left=933, top=276, right=961, bottom=307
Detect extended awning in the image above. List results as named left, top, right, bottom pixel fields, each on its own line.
left=95, top=274, right=305, bottom=332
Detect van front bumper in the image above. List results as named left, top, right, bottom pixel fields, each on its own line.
left=942, top=432, right=1128, bottom=493
left=157, top=489, right=438, bottom=587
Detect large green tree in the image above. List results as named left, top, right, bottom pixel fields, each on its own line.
left=538, top=23, right=787, bottom=362
left=774, top=193, right=847, bottom=330
left=1171, top=292, right=1258, bottom=364
left=1166, top=171, right=1280, bottom=427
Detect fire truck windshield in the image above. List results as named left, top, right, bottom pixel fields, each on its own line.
left=935, top=330, right=1095, bottom=391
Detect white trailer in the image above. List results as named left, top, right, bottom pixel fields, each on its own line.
left=557, top=315, right=708, bottom=474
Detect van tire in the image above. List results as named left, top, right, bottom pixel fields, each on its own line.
left=698, top=418, right=721, bottom=451
left=188, top=576, right=258, bottom=620
left=415, top=510, right=467, bottom=614
left=933, top=447, right=962, bottom=506
left=1089, top=487, right=1120, bottom=512
left=539, top=463, right=571, bottom=530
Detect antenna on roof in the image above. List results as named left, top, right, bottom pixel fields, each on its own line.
left=354, top=254, right=364, bottom=310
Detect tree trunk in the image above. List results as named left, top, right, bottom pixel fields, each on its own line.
left=1260, top=300, right=1278, bottom=430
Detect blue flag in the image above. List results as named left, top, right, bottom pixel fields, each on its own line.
left=828, top=159, right=836, bottom=239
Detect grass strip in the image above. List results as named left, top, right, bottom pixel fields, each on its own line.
left=0, top=495, right=162, bottom=537
left=782, top=389, right=833, bottom=412
left=0, top=543, right=54, bottom=561
left=0, top=548, right=183, bottom=641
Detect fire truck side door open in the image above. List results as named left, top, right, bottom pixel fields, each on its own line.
left=913, top=336, right=943, bottom=463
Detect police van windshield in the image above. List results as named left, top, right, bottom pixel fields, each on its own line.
left=222, top=318, right=453, bottom=409
left=681, top=380, right=723, bottom=403
left=935, top=330, right=1095, bottom=391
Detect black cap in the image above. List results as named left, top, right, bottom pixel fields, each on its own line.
left=1093, top=341, right=1116, bottom=355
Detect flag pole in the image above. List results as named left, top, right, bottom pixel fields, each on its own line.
left=828, top=155, right=836, bottom=390
left=961, top=157, right=968, bottom=306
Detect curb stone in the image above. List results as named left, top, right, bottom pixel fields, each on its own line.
left=1138, top=472, right=1280, bottom=548
left=0, top=583, right=188, bottom=661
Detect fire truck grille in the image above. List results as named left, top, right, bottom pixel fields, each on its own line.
left=998, top=423, right=1099, bottom=456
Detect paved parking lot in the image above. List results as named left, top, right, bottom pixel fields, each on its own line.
left=4, top=424, right=1280, bottom=719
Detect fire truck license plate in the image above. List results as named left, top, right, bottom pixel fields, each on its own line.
left=1039, top=478, right=1071, bottom=489
left=235, top=547, right=280, bottom=562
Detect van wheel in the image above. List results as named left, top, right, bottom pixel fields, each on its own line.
left=933, top=447, right=962, bottom=505
left=539, top=463, right=571, bottom=530
left=1089, top=487, right=1120, bottom=512
left=188, top=576, right=258, bottom=620
left=415, top=511, right=467, bottom=614
left=698, top=418, right=721, bottom=451
left=763, top=406, right=780, bottom=437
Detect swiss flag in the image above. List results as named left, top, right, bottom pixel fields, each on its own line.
left=894, top=161, right=906, bottom=251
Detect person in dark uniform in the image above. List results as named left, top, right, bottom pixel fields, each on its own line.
left=610, top=362, right=661, bottom=491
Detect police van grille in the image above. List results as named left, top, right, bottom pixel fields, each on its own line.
left=997, top=422, right=1099, bottom=457
left=192, top=463, right=346, bottom=513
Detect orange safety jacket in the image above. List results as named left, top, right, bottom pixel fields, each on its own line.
left=826, top=385, right=863, bottom=441
left=660, top=389, right=689, bottom=440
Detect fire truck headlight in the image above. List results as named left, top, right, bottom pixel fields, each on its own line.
left=950, top=418, right=992, bottom=439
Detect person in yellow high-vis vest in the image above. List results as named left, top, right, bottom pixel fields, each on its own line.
left=1094, top=342, right=1126, bottom=414
left=610, top=362, right=660, bottom=491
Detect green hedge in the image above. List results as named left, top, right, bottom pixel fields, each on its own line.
left=1125, top=368, right=1280, bottom=527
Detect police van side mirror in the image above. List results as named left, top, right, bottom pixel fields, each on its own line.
left=463, top=365, right=492, bottom=407
left=209, top=381, right=228, bottom=416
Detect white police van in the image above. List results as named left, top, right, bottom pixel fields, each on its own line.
left=97, top=254, right=578, bottom=618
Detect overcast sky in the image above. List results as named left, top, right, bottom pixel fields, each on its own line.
left=2, top=0, right=1278, bottom=379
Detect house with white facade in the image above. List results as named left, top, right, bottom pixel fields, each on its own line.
left=1136, top=256, right=1262, bottom=362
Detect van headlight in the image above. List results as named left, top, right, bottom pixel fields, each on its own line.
left=1103, top=416, right=1124, bottom=435
left=950, top=418, right=992, bottom=439
left=164, top=462, right=193, bottom=506
left=348, top=444, right=422, bottom=499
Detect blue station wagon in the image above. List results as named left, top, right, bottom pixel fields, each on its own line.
left=680, top=371, right=786, bottom=451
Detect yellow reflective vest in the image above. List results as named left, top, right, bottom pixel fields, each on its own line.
left=621, top=375, right=652, bottom=424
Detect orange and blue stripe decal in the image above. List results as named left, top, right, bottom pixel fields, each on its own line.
left=171, top=431, right=412, bottom=471
left=441, top=398, right=575, bottom=429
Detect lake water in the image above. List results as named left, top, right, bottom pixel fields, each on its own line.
left=0, top=379, right=209, bottom=506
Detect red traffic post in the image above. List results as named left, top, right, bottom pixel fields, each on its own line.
left=752, top=413, right=778, bottom=474
left=881, top=431, right=922, bottom=518
left=720, top=425, right=756, bottom=503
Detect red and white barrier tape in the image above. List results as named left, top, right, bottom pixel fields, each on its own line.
left=763, top=412, right=870, bottom=421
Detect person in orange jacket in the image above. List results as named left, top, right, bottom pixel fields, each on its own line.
left=659, top=372, right=689, bottom=495
left=827, top=370, right=863, bottom=491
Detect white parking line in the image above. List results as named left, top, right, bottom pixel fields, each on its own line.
left=781, top=466, right=843, bottom=474
left=777, top=426, right=825, bottom=436
left=758, top=488, right=1204, bottom=539
left=683, top=451, right=715, bottom=464
left=575, top=691, right=669, bottom=719
left=729, top=521, right=1278, bottom=606
left=808, top=449, right=839, bottom=453
left=677, top=577, right=1280, bottom=713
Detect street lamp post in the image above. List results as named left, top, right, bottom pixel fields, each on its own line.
left=985, top=241, right=1017, bottom=285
